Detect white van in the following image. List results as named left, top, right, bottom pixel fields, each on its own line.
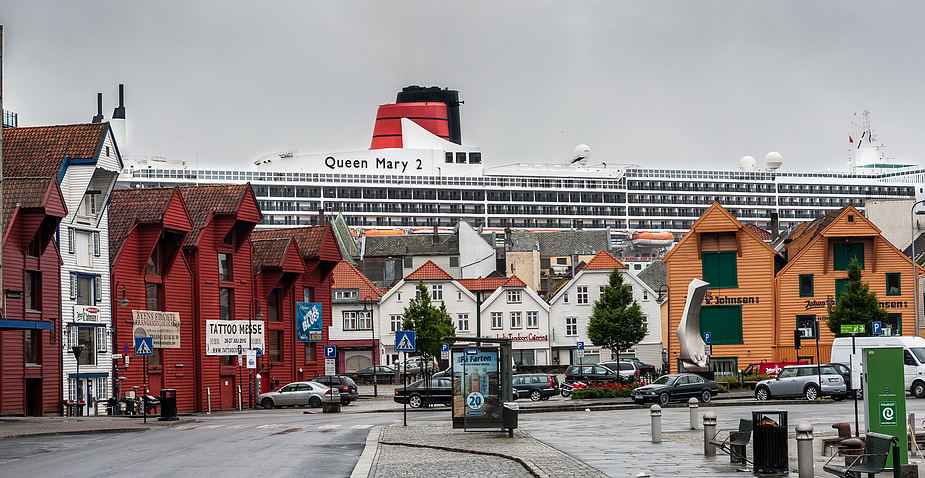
left=830, top=336, right=925, bottom=398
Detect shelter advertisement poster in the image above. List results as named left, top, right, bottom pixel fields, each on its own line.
left=451, top=349, right=500, bottom=420
left=132, top=310, right=181, bottom=348
left=205, top=319, right=264, bottom=355
left=296, top=302, right=323, bottom=342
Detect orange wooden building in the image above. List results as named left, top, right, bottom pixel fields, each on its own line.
left=663, top=203, right=779, bottom=376
left=775, top=205, right=923, bottom=364
left=664, top=202, right=923, bottom=377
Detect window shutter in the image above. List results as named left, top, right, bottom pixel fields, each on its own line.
left=93, top=232, right=101, bottom=257
left=68, top=228, right=76, bottom=254
left=94, top=275, right=101, bottom=305
left=97, top=327, right=107, bottom=352
left=69, top=272, right=78, bottom=300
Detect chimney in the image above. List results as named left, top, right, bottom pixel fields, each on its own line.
left=432, top=225, right=438, bottom=244
left=771, top=212, right=779, bottom=241
left=110, top=84, right=126, bottom=159
left=318, top=208, right=325, bottom=225
left=92, top=93, right=104, bottom=123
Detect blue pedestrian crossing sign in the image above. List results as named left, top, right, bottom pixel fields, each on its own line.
left=324, top=345, right=337, bottom=358
left=395, top=331, right=416, bottom=352
left=134, top=337, right=153, bottom=356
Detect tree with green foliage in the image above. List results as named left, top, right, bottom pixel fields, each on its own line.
left=826, top=257, right=889, bottom=336
left=401, top=279, right=456, bottom=379
left=587, top=268, right=647, bottom=370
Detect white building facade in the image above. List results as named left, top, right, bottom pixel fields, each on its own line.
left=61, top=126, right=123, bottom=415
left=548, top=250, right=662, bottom=368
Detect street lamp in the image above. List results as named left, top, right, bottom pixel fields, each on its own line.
left=248, top=298, right=264, bottom=408
left=71, top=345, right=84, bottom=416
left=656, top=284, right=669, bottom=372
left=113, top=281, right=130, bottom=412
left=363, top=295, right=378, bottom=397
left=912, top=200, right=925, bottom=335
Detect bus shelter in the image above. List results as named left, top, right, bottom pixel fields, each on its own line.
left=443, top=337, right=514, bottom=431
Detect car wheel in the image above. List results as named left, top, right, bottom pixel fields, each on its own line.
left=755, top=386, right=770, bottom=401
left=833, top=394, right=845, bottom=402
left=804, top=385, right=819, bottom=401
left=658, top=392, right=669, bottom=405
left=341, top=399, right=351, bottom=406
left=700, top=390, right=712, bottom=403
left=561, top=390, right=571, bottom=398
left=530, top=390, right=542, bottom=402
left=261, top=398, right=274, bottom=409
left=914, top=381, right=925, bottom=399
left=309, top=396, right=322, bottom=408
left=409, top=394, right=423, bottom=408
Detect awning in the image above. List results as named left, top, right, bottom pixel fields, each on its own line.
left=0, top=319, right=53, bottom=330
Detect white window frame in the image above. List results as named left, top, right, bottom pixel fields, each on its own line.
left=343, top=311, right=359, bottom=330
left=507, top=289, right=522, bottom=304
left=491, top=312, right=503, bottom=329
left=431, top=284, right=443, bottom=301
left=390, top=314, right=403, bottom=333
left=577, top=286, right=589, bottom=305
left=566, top=317, right=578, bottom=336
left=563, top=292, right=570, bottom=304
left=457, top=314, right=469, bottom=331
left=510, top=311, right=522, bottom=329
left=527, top=311, right=538, bottom=329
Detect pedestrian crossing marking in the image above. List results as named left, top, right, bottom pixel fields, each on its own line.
left=286, top=424, right=307, bottom=429
left=318, top=424, right=341, bottom=429
left=174, top=425, right=196, bottom=430
left=199, top=424, right=224, bottom=429
left=350, top=424, right=373, bottom=429
left=257, top=424, right=283, bottom=428
left=228, top=424, right=252, bottom=428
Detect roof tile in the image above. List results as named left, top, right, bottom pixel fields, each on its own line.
left=332, top=261, right=383, bottom=300
left=583, top=249, right=627, bottom=270
left=4, top=123, right=108, bottom=177
left=405, top=260, right=453, bottom=280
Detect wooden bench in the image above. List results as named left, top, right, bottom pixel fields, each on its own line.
left=709, top=418, right=753, bottom=465
left=823, top=431, right=897, bottom=478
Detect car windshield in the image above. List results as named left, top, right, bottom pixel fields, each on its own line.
left=911, top=348, right=925, bottom=364
left=653, top=375, right=675, bottom=385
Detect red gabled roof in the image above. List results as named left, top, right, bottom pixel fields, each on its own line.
left=252, top=237, right=305, bottom=274
left=332, top=261, right=383, bottom=300
left=251, top=225, right=339, bottom=261
left=109, top=187, right=192, bottom=263
left=583, top=249, right=627, bottom=270
left=405, top=260, right=453, bottom=280
left=742, top=223, right=772, bottom=241
left=456, top=275, right=527, bottom=292
left=2, top=177, right=67, bottom=243
left=179, top=184, right=261, bottom=247
left=3, top=123, right=108, bottom=177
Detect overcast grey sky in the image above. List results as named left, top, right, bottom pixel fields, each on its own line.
left=2, top=1, right=924, bottom=172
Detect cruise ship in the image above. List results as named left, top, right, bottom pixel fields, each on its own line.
left=119, top=87, right=919, bottom=242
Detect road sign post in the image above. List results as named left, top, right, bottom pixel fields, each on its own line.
left=134, top=337, right=153, bottom=423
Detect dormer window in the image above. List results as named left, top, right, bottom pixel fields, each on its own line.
left=146, top=244, right=161, bottom=275
left=78, top=191, right=101, bottom=218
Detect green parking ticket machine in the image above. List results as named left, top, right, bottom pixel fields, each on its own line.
left=864, top=346, right=907, bottom=467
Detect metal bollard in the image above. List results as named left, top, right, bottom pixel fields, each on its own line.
left=703, top=411, right=716, bottom=456
left=207, top=387, right=212, bottom=415
left=689, top=397, right=699, bottom=429
left=796, top=422, right=813, bottom=478
left=651, top=405, right=662, bottom=443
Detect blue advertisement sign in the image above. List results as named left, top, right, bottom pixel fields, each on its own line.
left=452, top=349, right=500, bottom=419
left=296, top=302, right=323, bottom=342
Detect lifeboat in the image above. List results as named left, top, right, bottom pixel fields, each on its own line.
left=364, top=229, right=405, bottom=236
left=610, top=231, right=632, bottom=250
left=631, top=231, right=675, bottom=248
left=410, top=227, right=454, bottom=235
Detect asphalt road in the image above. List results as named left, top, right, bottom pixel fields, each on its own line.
left=0, top=411, right=398, bottom=478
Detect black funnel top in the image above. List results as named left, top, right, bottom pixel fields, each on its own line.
left=396, top=86, right=462, bottom=145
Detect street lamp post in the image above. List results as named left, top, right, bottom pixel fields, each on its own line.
left=656, top=284, right=669, bottom=373
left=71, top=345, right=84, bottom=416
left=363, top=295, right=377, bottom=397
left=113, top=281, right=130, bottom=413
left=913, top=200, right=925, bottom=336
left=248, top=298, right=264, bottom=408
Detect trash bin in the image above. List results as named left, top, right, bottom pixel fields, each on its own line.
left=503, top=402, right=519, bottom=430
left=159, top=389, right=178, bottom=421
left=752, top=409, right=788, bottom=474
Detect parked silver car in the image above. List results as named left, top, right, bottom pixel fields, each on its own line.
left=257, top=381, right=333, bottom=409
left=754, top=364, right=847, bottom=401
